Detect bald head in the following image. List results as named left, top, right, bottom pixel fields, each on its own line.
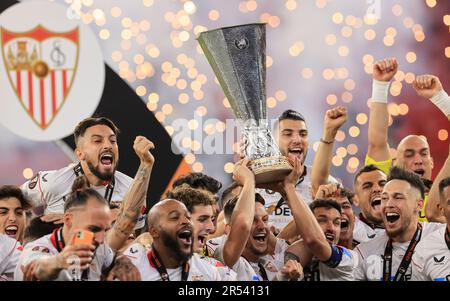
left=147, top=199, right=187, bottom=228
left=397, top=135, right=429, bottom=152
left=396, top=135, right=433, bottom=180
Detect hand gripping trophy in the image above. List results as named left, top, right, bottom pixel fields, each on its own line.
left=198, top=23, right=292, bottom=184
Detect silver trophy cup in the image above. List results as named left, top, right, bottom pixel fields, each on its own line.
left=197, top=23, right=292, bottom=184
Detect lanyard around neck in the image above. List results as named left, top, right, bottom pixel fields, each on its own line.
left=147, top=245, right=189, bottom=281
left=383, top=223, right=422, bottom=281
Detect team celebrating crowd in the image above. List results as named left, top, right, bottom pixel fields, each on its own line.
left=1, top=58, right=450, bottom=281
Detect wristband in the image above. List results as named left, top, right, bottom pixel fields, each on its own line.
left=371, top=79, right=391, bottom=103
left=430, top=89, right=450, bottom=116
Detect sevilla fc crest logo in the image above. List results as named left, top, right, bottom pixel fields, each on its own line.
left=0, top=1, right=104, bottom=141
left=1, top=25, right=79, bottom=129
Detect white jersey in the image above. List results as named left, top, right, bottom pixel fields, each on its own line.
left=212, top=237, right=259, bottom=281
left=14, top=231, right=114, bottom=281
left=303, top=245, right=358, bottom=281
left=355, top=222, right=444, bottom=281
left=21, top=163, right=145, bottom=229
left=0, top=234, right=22, bottom=281
left=257, top=165, right=338, bottom=230
left=353, top=217, right=384, bottom=244
left=123, top=243, right=221, bottom=281
left=200, top=255, right=237, bottom=281
left=247, top=238, right=290, bottom=281
left=207, top=236, right=290, bottom=281
left=411, top=226, right=450, bottom=281
left=205, top=235, right=225, bottom=257
left=319, top=247, right=358, bottom=281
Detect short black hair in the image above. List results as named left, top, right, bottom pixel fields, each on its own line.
left=309, top=199, right=342, bottom=214
left=354, top=164, right=385, bottom=185
left=255, top=193, right=265, bottom=206
left=167, top=184, right=215, bottom=213
left=23, top=217, right=59, bottom=244
left=223, top=193, right=264, bottom=224
left=438, top=177, right=450, bottom=201
left=172, top=172, right=222, bottom=194
left=387, top=166, right=425, bottom=199
left=220, top=182, right=241, bottom=210
left=0, top=185, right=31, bottom=210
left=64, top=177, right=108, bottom=212
left=278, top=109, right=306, bottom=123
left=74, top=117, right=120, bottom=146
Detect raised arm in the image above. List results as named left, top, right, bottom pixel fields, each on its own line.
left=413, top=75, right=449, bottom=222
left=283, top=159, right=331, bottom=262
left=367, top=57, right=397, bottom=161
left=311, top=106, right=347, bottom=195
left=413, top=74, right=450, bottom=122
left=106, top=136, right=155, bottom=251
left=278, top=182, right=342, bottom=242
left=222, top=159, right=255, bottom=267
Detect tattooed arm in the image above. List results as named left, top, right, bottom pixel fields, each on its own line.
left=106, top=136, right=155, bottom=252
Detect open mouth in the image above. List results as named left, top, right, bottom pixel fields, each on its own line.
left=288, top=147, right=303, bottom=159
left=371, top=197, right=381, bottom=210
left=385, top=212, right=400, bottom=224
left=324, top=232, right=335, bottom=243
left=197, top=234, right=207, bottom=246
left=100, top=152, right=114, bottom=166
left=4, top=225, right=18, bottom=238
left=177, top=228, right=193, bottom=246
left=413, top=169, right=425, bottom=178
left=340, top=219, right=349, bottom=231
left=253, top=233, right=267, bottom=243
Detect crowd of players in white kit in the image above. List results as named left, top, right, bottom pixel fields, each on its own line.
left=1, top=58, right=450, bottom=281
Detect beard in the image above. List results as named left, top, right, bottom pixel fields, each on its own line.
left=385, top=217, right=410, bottom=239
left=160, top=228, right=193, bottom=263
left=87, top=161, right=115, bottom=181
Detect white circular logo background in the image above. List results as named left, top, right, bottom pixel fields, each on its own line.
left=0, top=1, right=104, bottom=141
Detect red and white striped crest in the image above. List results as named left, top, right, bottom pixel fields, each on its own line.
left=1, top=25, right=79, bottom=129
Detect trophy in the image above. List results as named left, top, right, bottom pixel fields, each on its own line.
left=197, top=23, right=292, bottom=184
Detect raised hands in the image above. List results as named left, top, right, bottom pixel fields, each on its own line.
left=373, top=57, right=398, bottom=82
left=315, top=183, right=341, bottom=200
left=133, top=136, right=155, bottom=166
left=413, top=74, right=443, bottom=99
left=324, top=106, right=348, bottom=135
left=232, top=159, right=255, bottom=186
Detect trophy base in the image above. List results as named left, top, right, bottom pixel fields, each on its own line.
left=249, top=156, right=293, bottom=184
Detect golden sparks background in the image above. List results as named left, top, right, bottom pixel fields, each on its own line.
left=11, top=0, right=450, bottom=189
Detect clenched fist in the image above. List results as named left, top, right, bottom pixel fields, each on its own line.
left=315, top=183, right=340, bottom=200
left=324, top=106, right=348, bottom=133
left=413, top=74, right=443, bottom=99
left=373, top=57, right=398, bottom=82
left=133, top=136, right=155, bottom=166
